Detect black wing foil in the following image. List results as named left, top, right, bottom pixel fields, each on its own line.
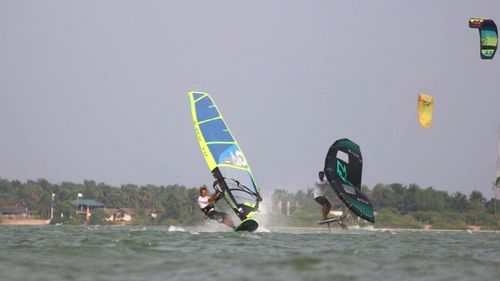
left=324, top=138, right=375, bottom=222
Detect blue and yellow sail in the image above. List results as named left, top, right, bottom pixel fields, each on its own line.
left=188, top=91, right=261, bottom=220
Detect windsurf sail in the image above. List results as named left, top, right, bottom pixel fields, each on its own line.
left=324, top=139, right=374, bottom=222
left=188, top=91, right=261, bottom=221
left=469, top=18, right=497, bottom=59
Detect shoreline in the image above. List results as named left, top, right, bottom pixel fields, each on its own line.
left=1, top=221, right=499, bottom=233
left=0, top=219, right=49, bottom=225
left=268, top=226, right=500, bottom=233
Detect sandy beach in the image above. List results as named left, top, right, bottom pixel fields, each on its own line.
left=0, top=219, right=49, bottom=225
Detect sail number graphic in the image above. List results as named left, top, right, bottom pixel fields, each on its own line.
left=231, top=150, right=248, bottom=167
left=336, top=160, right=348, bottom=183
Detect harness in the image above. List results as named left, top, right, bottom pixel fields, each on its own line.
left=200, top=203, right=215, bottom=216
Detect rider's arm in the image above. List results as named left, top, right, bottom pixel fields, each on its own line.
left=208, top=192, right=223, bottom=203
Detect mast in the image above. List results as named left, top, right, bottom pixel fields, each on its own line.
left=494, top=127, right=500, bottom=214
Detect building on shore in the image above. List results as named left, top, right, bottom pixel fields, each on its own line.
left=0, top=206, right=29, bottom=219
left=104, top=208, right=134, bottom=223
left=0, top=206, right=48, bottom=225
left=70, top=199, right=105, bottom=221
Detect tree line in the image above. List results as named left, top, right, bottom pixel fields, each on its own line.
left=1, top=177, right=499, bottom=229
left=270, top=183, right=500, bottom=229
left=0, top=178, right=204, bottom=225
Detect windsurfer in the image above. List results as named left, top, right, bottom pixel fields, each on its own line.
left=198, top=186, right=235, bottom=228
left=314, top=171, right=332, bottom=221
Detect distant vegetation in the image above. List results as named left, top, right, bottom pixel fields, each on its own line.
left=270, top=183, right=500, bottom=230
left=0, top=178, right=499, bottom=229
left=0, top=178, right=204, bottom=225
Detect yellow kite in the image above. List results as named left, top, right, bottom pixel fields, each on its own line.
left=417, top=94, right=433, bottom=129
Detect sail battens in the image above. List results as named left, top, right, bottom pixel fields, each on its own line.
left=198, top=116, right=222, bottom=125
left=193, top=93, right=208, bottom=103
left=188, top=91, right=261, bottom=221
left=206, top=141, right=237, bottom=145
left=217, top=163, right=250, bottom=171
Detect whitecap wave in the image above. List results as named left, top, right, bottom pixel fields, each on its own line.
left=240, top=232, right=261, bottom=239
left=255, top=226, right=271, bottom=233
left=167, top=225, right=186, bottom=232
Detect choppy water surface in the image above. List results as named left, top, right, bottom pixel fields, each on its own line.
left=0, top=225, right=499, bottom=281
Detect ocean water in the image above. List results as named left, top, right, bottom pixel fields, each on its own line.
left=0, top=225, right=499, bottom=281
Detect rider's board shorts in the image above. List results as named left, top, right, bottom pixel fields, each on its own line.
left=314, top=196, right=331, bottom=207
left=207, top=211, right=229, bottom=223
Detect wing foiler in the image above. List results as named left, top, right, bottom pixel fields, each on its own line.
left=324, top=139, right=375, bottom=223
left=188, top=91, right=261, bottom=231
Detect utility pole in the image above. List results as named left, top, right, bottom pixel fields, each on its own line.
left=495, top=127, right=500, bottom=215
left=77, top=193, right=83, bottom=212
left=50, top=193, right=55, bottom=220
left=493, top=182, right=497, bottom=215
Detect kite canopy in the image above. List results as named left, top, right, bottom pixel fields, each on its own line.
left=324, top=139, right=374, bottom=223
left=469, top=18, right=497, bottom=59
left=417, top=94, right=434, bottom=129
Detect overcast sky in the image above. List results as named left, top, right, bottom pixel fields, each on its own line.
left=1, top=1, right=499, bottom=197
